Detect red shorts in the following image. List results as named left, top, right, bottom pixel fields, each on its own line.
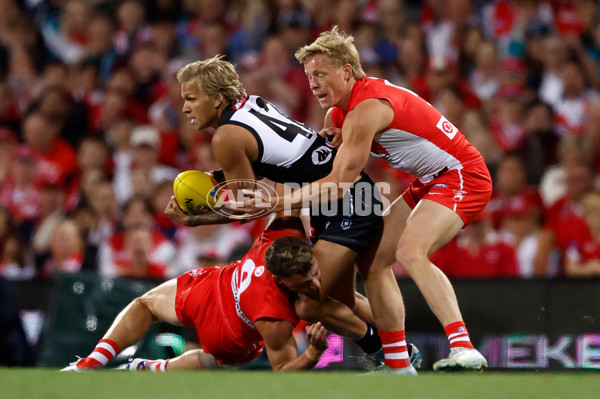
left=402, top=161, right=492, bottom=226
left=175, top=268, right=262, bottom=365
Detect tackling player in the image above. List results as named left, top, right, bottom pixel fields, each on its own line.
left=232, top=27, right=491, bottom=371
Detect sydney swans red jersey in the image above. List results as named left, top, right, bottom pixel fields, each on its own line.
left=331, top=78, right=484, bottom=182
left=175, top=230, right=300, bottom=365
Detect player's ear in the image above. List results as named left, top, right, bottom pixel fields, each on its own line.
left=213, top=95, right=223, bottom=108
left=343, top=64, right=352, bottom=80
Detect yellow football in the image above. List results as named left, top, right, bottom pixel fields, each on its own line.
left=173, top=170, right=220, bottom=215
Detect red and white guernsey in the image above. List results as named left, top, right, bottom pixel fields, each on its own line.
left=331, top=78, right=485, bottom=183
left=175, top=229, right=300, bottom=365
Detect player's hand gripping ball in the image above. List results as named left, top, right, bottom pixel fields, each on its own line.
left=173, top=170, right=220, bottom=215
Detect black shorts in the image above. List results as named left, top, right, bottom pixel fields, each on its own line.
left=309, top=173, right=383, bottom=252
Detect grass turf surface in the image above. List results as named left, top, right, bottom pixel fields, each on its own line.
left=2, top=369, right=597, bottom=399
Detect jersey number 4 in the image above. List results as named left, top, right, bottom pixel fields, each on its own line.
left=249, top=108, right=313, bottom=142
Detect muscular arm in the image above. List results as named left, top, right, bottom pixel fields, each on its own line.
left=256, top=319, right=327, bottom=371
left=212, top=125, right=258, bottom=194
left=271, top=99, right=394, bottom=212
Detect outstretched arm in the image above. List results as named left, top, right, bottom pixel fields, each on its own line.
left=256, top=319, right=328, bottom=371
left=228, top=99, right=394, bottom=216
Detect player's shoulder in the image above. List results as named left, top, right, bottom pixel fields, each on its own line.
left=213, top=123, right=255, bottom=152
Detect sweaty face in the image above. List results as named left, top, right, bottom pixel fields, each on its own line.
left=277, top=257, right=321, bottom=298
left=304, top=54, right=351, bottom=109
left=181, top=78, right=219, bottom=131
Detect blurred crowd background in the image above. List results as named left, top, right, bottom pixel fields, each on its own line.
left=1, top=0, right=600, bottom=283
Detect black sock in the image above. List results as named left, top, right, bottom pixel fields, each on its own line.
left=354, top=323, right=382, bottom=354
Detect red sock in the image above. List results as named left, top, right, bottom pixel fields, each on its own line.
left=77, top=339, right=121, bottom=369
left=378, top=330, right=411, bottom=369
left=444, top=321, right=474, bottom=349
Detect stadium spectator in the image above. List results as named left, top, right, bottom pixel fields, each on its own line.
left=0, top=207, right=33, bottom=281
left=0, top=146, right=41, bottom=241
left=430, top=213, right=519, bottom=279
left=65, top=136, right=111, bottom=209
left=515, top=99, right=560, bottom=186
left=99, top=195, right=176, bottom=279
left=31, top=180, right=67, bottom=272
left=42, top=218, right=84, bottom=277
left=553, top=60, right=600, bottom=137
left=537, top=34, right=570, bottom=108
left=113, top=125, right=177, bottom=205
left=175, top=223, right=252, bottom=274
left=152, top=180, right=180, bottom=241
left=39, top=0, right=93, bottom=65
left=0, top=82, right=21, bottom=132
left=0, top=127, right=18, bottom=185
left=86, top=179, right=118, bottom=245
left=113, top=0, right=152, bottom=58
left=460, top=109, right=502, bottom=173
left=487, top=153, right=544, bottom=231
left=489, top=83, right=529, bottom=153
left=243, top=35, right=313, bottom=122
left=539, top=134, right=595, bottom=207
left=394, top=25, right=429, bottom=96
left=537, top=160, right=596, bottom=277
left=564, top=191, right=600, bottom=277
left=468, top=40, right=500, bottom=104
left=21, top=112, right=79, bottom=188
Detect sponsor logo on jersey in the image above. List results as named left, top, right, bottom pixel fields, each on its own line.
left=433, top=183, right=448, bottom=189
left=453, top=189, right=467, bottom=202
left=436, top=116, right=458, bottom=140
left=311, top=145, right=333, bottom=165
left=254, top=266, right=264, bottom=277
left=341, top=219, right=352, bottom=230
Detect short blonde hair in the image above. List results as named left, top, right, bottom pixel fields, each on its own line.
left=295, top=26, right=366, bottom=79
left=177, top=55, right=247, bottom=104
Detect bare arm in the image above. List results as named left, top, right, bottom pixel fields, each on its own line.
left=272, top=98, right=394, bottom=212
left=164, top=196, right=233, bottom=226
left=255, top=319, right=328, bottom=371
left=212, top=125, right=258, bottom=194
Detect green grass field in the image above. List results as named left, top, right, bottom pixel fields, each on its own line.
left=1, top=369, right=597, bottom=399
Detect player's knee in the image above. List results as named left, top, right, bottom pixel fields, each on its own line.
left=136, top=293, right=157, bottom=318
left=395, top=240, right=427, bottom=271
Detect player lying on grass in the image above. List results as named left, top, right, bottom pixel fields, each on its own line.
left=62, top=213, right=419, bottom=371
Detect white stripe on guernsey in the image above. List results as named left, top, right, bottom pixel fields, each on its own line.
left=448, top=332, right=468, bottom=340
left=89, top=352, right=109, bottom=365
left=97, top=342, right=116, bottom=357
left=382, top=340, right=407, bottom=348
left=150, top=363, right=158, bottom=372
left=384, top=352, right=409, bottom=360
left=450, top=337, right=471, bottom=343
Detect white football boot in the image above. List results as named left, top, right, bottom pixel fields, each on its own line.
left=433, top=347, right=488, bottom=372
